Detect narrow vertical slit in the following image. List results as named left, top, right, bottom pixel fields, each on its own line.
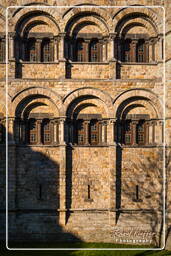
left=136, top=185, right=139, bottom=201
left=88, top=184, right=90, bottom=200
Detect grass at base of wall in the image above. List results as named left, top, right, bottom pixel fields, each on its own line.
left=2, top=242, right=171, bottom=256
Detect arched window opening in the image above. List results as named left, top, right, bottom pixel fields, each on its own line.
left=124, top=120, right=132, bottom=145
left=28, top=118, right=37, bottom=144
left=27, top=38, right=36, bottom=62
left=0, top=39, right=5, bottom=62
left=136, top=119, right=146, bottom=145
left=89, top=39, right=100, bottom=62
left=41, top=38, right=51, bottom=62
left=136, top=39, right=146, bottom=62
left=77, top=119, right=85, bottom=145
left=89, top=119, right=99, bottom=145
left=42, top=119, right=51, bottom=144
left=76, top=39, right=86, bottom=62
left=123, top=39, right=132, bottom=62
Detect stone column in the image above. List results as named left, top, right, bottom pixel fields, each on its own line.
left=58, top=33, right=66, bottom=61
left=157, top=35, right=163, bottom=62
left=108, top=33, right=116, bottom=62
left=102, top=38, right=108, bottom=62
left=37, top=120, right=42, bottom=144
left=50, top=38, right=54, bottom=62
left=152, top=121, right=157, bottom=145
left=98, top=121, right=102, bottom=144
left=108, top=119, right=115, bottom=145
left=145, top=40, right=149, bottom=62
left=36, top=39, right=41, bottom=62
left=149, top=121, right=153, bottom=144
left=145, top=121, right=150, bottom=145
left=53, top=118, right=59, bottom=144
left=59, top=118, right=65, bottom=145
left=132, top=121, right=138, bottom=146
left=8, top=117, right=17, bottom=211
left=155, top=120, right=163, bottom=145
left=59, top=144, right=66, bottom=226
left=54, top=37, right=59, bottom=62
left=102, top=121, right=107, bottom=144
left=149, top=40, right=153, bottom=62
left=131, top=40, right=137, bottom=62
left=59, top=117, right=67, bottom=225
left=84, top=121, right=90, bottom=145
left=9, top=33, right=15, bottom=60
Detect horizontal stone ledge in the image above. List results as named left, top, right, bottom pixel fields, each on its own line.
left=6, top=208, right=161, bottom=214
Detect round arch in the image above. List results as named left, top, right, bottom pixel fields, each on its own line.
left=11, top=87, right=64, bottom=117
left=113, top=89, right=163, bottom=119
left=63, top=87, right=114, bottom=118
left=113, top=7, right=162, bottom=34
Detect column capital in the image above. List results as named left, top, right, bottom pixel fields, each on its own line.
left=109, top=32, right=117, bottom=40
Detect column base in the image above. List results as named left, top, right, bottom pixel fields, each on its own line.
left=59, top=211, right=66, bottom=226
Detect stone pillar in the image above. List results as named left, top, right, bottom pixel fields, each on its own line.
left=145, top=40, right=149, bottom=62
left=59, top=118, right=65, bottom=145
left=98, top=121, right=102, bottom=144
left=84, top=121, right=90, bottom=145
left=145, top=121, right=150, bottom=145
left=59, top=144, right=66, bottom=226
left=54, top=36, right=58, bottom=62
left=131, top=40, right=137, bottom=62
left=108, top=33, right=116, bottom=62
left=132, top=121, right=138, bottom=146
left=155, top=120, right=163, bottom=145
left=53, top=118, right=59, bottom=144
left=8, top=117, right=17, bottom=211
left=50, top=38, right=54, bottom=62
left=103, top=38, right=108, bottom=62
left=108, top=119, right=115, bottom=145
left=58, top=33, right=66, bottom=61
left=149, top=40, right=153, bottom=62
left=102, top=121, right=107, bottom=144
left=152, top=121, right=156, bottom=145
left=36, top=39, right=41, bottom=62
left=9, top=33, right=15, bottom=60
left=37, top=120, right=42, bottom=144
left=157, top=35, right=163, bottom=62
left=149, top=121, right=153, bottom=144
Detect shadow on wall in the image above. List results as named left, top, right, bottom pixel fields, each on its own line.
left=0, top=126, right=82, bottom=247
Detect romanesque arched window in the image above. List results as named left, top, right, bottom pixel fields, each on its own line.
left=27, top=38, right=36, bottom=62
left=42, top=118, right=51, bottom=144
left=136, top=39, right=146, bottom=63
left=123, top=39, right=132, bottom=62
left=0, top=39, right=5, bottom=62
left=89, top=39, right=100, bottom=62
left=76, top=119, right=85, bottom=145
left=89, top=119, right=99, bottom=145
left=28, top=118, right=37, bottom=144
left=136, top=120, right=146, bottom=145
left=76, top=38, right=86, bottom=62
left=41, top=38, right=51, bottom=62
left=124, top=120, right=132, bottom=145
left=122, top=119, right=146, bottom=146
left=75, top=118, right=100, bottom=145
